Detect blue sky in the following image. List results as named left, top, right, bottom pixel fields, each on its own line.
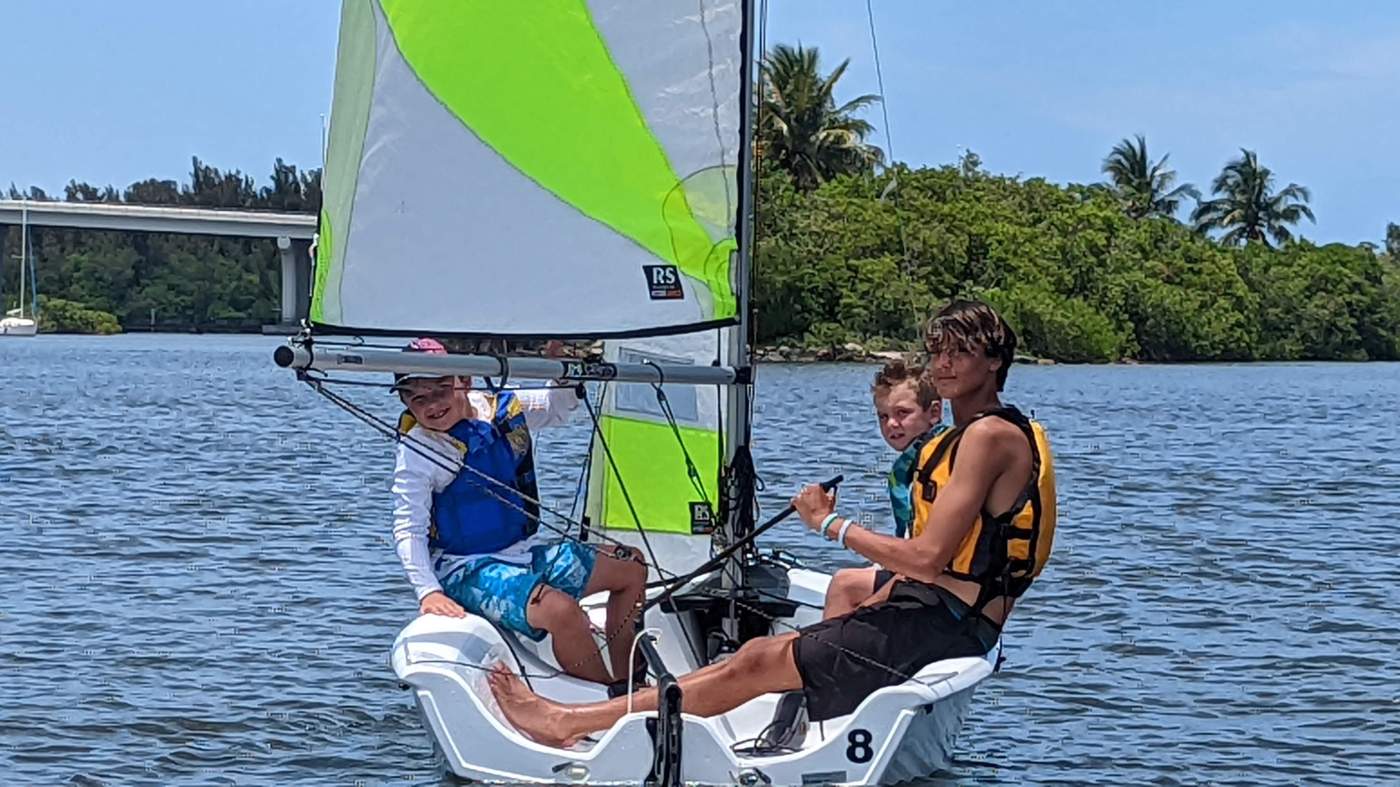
left=2, top=1, right=1396, bottom=244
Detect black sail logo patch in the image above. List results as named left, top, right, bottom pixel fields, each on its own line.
left=690, top=502, right=714, bottom=534
left=643, top=265, right=684, bottom=300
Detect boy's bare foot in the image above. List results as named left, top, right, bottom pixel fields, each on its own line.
left=488, top=663, right=581, bottom=748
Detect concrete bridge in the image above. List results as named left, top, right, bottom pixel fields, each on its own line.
left=0, top=199, right=316, bottom=330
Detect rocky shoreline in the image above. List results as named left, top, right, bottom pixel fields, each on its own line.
left=441, top=338, right=1057, bottom=365
left=753, top=343, right=1057, bottom=365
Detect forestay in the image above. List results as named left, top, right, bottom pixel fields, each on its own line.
left=313, top=0, right=745, bottom=337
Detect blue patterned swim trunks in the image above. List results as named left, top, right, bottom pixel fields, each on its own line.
left=439, top=541, right=598, bottom=641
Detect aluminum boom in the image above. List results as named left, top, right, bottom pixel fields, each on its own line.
left=273, top=344, right=742, bottom=386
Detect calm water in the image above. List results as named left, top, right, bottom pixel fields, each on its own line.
left=3, top=335, right=1398, bottom=786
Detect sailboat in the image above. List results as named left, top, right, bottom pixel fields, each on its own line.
left=1, top=200, right=39, bottom=337
left=276, top=2, right=997, bottom=783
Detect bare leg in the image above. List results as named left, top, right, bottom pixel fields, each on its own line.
left=856, top=574, right=899, bottom=609
left=526, top=587, right=613, bottom=684
left=490, top=632, right=803, bottom=747
left=823, top=567, right=879, bottom=620
left=580, top=548, right=647, bottom=680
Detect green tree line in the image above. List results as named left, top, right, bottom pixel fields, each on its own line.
left=752, top=160, right=1400, bottom=361
left=750, top=44, right=1400, bottom=362
left=5, top=44, right=1399, bottom=361
left=2, top=157, right=320, bottom=332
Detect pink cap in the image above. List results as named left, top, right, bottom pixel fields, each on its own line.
left=404, top=337, right=447, bottom=354
left=392, top=337, right=450, bottom=390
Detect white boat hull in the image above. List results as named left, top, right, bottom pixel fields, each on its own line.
left=391, top=567, right=996, bottom=785
left=0, top=317, right=38, bottom=336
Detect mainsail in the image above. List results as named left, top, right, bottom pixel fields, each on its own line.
left=314, top=0, right=745, bottom=338
left=297, top=1, right=757, bottom=580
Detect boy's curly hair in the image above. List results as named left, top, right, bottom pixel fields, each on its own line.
left=872, top=358, right=937, bottom=409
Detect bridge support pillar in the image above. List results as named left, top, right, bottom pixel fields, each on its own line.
left=278, top=236, right=312, bottom=325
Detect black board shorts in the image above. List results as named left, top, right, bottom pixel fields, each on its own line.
left=792, top=580, right=1000, bottom=722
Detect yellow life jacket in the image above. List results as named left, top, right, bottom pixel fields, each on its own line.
left=910, top=406, right=1057, bottom=607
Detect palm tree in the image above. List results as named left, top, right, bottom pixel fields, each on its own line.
left=759, top=44, right=884, bottom=189
left=1101, top=135, right=1199, bottom=219
left=1191, top=149, right=1314, bottom=247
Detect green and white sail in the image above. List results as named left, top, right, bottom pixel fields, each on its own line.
left=314, top=0, right=744, bottom=337
left=584, top=331, right=735, bottom=578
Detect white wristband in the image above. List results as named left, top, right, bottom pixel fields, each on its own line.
left=836, top=519, right=854, bottom=548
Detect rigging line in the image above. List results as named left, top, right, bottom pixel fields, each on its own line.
left=647, top=376, right=712, bottom=507
left=302, top=337, right=415, bottom=351
left=865, top=0, right=912, bottom=273
left=580, top=393, right=669, bottom=579
left=711, top=376, right=745, bottom=592
left=463, top=576, right=908, bottom=688
left=299, top=370, right=579, bottom=392
left=567, top=381, right=603, bottom=530
left=313, top=381, right=577, bottom=539
left=310, top=389, right=917, bottom=681
left=674, top=580, right=823, bottom=613
left=310, top=374, right=692, bottom=597
left=397, top=473, right=910, bottom=686
left=305, top=378, right=640, bottom=561
left=668, top=579, right=921, bottom=684
left=310, top=378, right=683, bottom=675
left=568, top=437, right=594, bottom=529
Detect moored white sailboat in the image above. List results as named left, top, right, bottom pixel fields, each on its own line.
left=277, top=2, right=998, bottom=783
left=1, top=200, right=39, bottom=337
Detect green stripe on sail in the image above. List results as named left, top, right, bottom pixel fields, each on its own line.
left=310, top=211, right=332, bottom=322
left=378, top=0, right=737, bottom=320
left=313, top=0, right=377, bottom=323
left=597, top=416, right=720, bottom=535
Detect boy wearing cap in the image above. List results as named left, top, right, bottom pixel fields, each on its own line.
left=391, top=338, right=647, bottom=686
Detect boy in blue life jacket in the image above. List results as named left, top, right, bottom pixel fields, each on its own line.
left=821, top=359, right=946, bottom=619
left=390, top=338, right=647, bottom=685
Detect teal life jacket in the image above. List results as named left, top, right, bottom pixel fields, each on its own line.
left=889, top=424, right=948, bottom=538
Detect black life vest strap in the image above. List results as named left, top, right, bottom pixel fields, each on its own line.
left=917, top=406, right=1042, bottom=608
left=915, top=405, right=1034, bottom=500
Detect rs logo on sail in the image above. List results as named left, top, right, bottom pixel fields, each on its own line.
left=643, top=265, right=684, bottom=300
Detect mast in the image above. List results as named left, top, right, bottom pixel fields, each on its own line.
left=719, top=0, right=760, bottom=638
left=18, top=201, right=26, bottom=318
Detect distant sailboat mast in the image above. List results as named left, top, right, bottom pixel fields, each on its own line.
left=18, top=200, right=26, bottom=319
left=2, top=199, right=39, bottom=336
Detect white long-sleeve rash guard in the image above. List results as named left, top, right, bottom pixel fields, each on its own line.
left=390, top=384, right=579, bottom=600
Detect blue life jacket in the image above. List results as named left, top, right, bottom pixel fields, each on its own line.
left=404, top=391, right=541, bottom=556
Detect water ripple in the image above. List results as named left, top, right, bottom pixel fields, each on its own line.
left=3, top=338, right=1398, bottom=784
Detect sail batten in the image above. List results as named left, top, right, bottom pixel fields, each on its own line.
left=312, top=0, right=745, bottom=338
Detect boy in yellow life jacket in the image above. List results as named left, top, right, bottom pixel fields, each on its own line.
left=822, top=359, right=947, bottom=619
left=486, top=300, right=1058, bottom=747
